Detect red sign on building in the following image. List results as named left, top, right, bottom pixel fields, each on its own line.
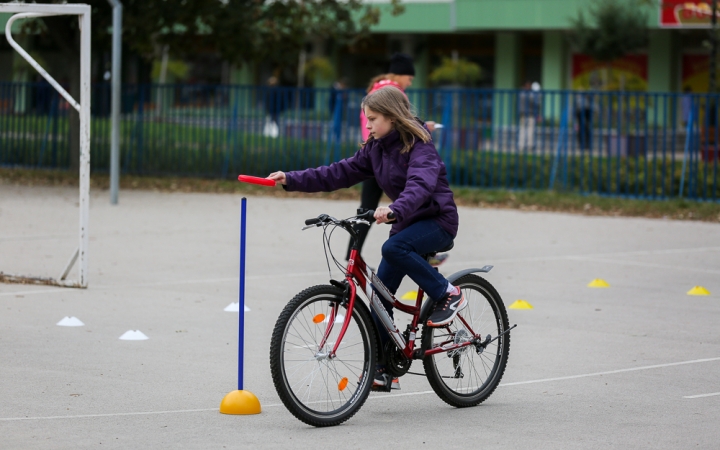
left=660, top=1, right=720, bottom=28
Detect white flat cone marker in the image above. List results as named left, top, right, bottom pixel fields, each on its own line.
left=224, top=302, right=250, bottom=312
left=119, top=330, right=148, bottom=341
left=57, top=316, right=84, bottom=327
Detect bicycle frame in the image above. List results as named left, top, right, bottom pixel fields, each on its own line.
left=319, top=247, right=482, bottom=361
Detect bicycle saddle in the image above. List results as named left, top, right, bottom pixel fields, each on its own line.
left=423, top=242, right=454, bottom=259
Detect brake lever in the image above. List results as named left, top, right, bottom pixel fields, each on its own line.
left=346, top=218, right=372, bottom=226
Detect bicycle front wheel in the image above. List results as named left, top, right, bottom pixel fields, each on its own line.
left=422, top=274, right=510, bottom=408
left=270, top=285, right=376, bottom=427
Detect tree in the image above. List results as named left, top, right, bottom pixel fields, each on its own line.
left=429, top=55, right=482, bottom=87
left=18, top=0, right=404, bottom=170
left=569, top=0, right=650, bottom=90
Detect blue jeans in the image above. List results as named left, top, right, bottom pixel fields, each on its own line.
left=372, top=219, right=454, bottom=350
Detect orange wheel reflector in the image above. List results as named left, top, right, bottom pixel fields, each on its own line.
left=338, top=377, right=349, bottom=391
left=312, top=314, right=326, bottom=324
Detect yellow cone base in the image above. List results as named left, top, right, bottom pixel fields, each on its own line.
left=509, top=299, right=534, bottom=309
left=588, top=279, right=610, bottom=288
left=219, top=390, right=261, bottom=415
left=687, top=286, right=711, bottom=296
left=401, top=290, right=418, bottom=301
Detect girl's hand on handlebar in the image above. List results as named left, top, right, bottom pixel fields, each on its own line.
left=374, top=206, right=395, bottom=224
left=267, top=171, right=286, bottom=185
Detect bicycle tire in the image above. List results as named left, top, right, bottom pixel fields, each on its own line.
left=270, top=285, right=377, bottom=427
left=421, top=274, right=510, bottom=408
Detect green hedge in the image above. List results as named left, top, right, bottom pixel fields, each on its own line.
left=2, top=116, right=718, bottom=201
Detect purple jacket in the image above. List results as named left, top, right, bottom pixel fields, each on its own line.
left=284, top=129, right=459, bottom=237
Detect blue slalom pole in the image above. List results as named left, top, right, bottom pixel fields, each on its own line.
left=238, top=197, right=247, bottom=391
left=218, top=195, right=260, bottom=415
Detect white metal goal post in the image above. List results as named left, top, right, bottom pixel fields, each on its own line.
left=0, top=3, right=91, bottom=288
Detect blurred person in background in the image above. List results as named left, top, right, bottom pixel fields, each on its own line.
left=518, top=81, right=541, bottom=151
left=574, top=87, right=595, bottom=151
left=681, top=86, right=693, bottom=127
left=263, top=76, right=282, bottom=138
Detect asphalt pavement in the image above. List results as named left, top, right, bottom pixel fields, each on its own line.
left=1, top=185, right=719, bottom=449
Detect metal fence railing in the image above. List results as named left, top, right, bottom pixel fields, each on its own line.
left=1, top=82, right=718, bottom=201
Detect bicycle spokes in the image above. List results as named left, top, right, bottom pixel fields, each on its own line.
left=422, top=275, right=510, bottom=405
left=276, top=293, right=374, bottom=418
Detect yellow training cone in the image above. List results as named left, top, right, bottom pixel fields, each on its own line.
left=588, top=279, right=610, bottom=288
left=509, top=299, right=534, bottom=309
left=687, top=286, right=711, bottom=296
left=219, top=390, right=261, bottom=415
left=401, top=291, right=418, bottom=301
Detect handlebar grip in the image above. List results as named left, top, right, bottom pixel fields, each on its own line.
left=359, top=209, right=395, bottom=222
left=305, top=218, right=321, bottom=226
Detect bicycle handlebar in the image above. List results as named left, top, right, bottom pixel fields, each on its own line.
left=304, top=209, right=394, bottom=227
left=353, top=209, right=395, bottom=222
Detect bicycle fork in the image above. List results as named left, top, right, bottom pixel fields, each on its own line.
left=322, top=275, right=408, bottom=360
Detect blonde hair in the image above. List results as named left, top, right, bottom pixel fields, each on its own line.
left=361, top=86, right=431, bottom=154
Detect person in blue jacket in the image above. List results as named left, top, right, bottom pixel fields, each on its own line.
left=267, top=86, right=465, bottom=390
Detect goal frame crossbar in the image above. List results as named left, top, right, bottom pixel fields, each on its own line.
left=0, top=3, right=91, bottom=288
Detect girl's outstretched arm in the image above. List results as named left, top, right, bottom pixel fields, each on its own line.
left=277, top=147, right=373, bottom=193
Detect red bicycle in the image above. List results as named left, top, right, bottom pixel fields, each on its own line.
left=270, top=209, right=514, bottom=427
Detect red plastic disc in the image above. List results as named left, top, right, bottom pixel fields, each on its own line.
left=237, top=175, right=276, bottom=187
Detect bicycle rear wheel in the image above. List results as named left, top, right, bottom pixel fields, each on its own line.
left=270, top=285, right=376, bottom=427
left=422, top=274, right=510, bottom=407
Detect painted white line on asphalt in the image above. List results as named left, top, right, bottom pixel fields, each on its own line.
left=8, top=244, right=715, bottom=296
left=683, top=392, right=720, bottom=399
left=0, top=288, right=68, bottom=297
left=368, top=357, right=720, bottom=399
left=3, top=356, right=718, bottom=422
left=91, top=271, right=332, bottom=290
left=0, top=271, right=336, bottom=297
left=582, top=246, right=720, bottom=258
left=564, top=256, right=720, bottom=275
left=0, top=408, right=218, bottom=421
left=4, top=243, right=719, bottom=295
left=0, top=233, right=75, bottom=242
left=445, top=245, right=720, bottom=271
left=368, top=390, right=434, bottom=399
left=499, top=356, right=720, bottom=386
left=96, top=277, right=237, bottom=288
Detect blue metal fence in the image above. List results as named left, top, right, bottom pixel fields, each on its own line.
left=0, top=81, right=718, bottom=201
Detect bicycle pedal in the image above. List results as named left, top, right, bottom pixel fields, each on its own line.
left=371, top=383, right=393, bottom=393
left=425, top=320, right=453, bottom=328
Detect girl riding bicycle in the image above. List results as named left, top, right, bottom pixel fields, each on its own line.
left=267, top=86, right=464, bottom=389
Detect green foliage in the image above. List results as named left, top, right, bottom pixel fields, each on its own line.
left=304, top=57, right=336, bottom=84
left=3, top=115, right=718, bottom=202
left=22, top=0, right=404, bottom=67
left=151, top=59, right=190, bottom=82
left=444, top=149, right=719, bottom=201
left=12, top=50, right=47, bottom=74
left=429, top=57, right=482, bottom=87
left=569, top=0, right=649, bottom=63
